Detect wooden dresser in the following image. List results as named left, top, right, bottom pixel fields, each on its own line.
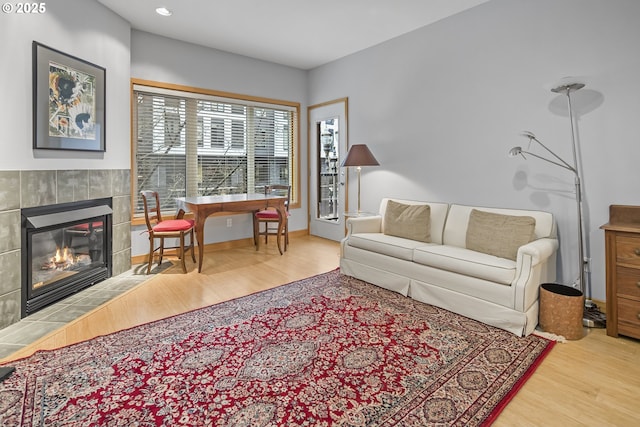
left=601, top=205, right=640, bottom=339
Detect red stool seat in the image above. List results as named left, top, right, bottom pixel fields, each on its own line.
left=153, top=219, right=195, bottom=232
left=255, top=210, right=290, bottom=219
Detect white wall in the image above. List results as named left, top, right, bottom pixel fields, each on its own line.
left=308, top=0, right=640, bottom=301
left=0, top=0, right=131, bottom=170
left=129, top=31, right=309, bottom=256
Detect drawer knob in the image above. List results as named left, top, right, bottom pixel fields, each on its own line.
left=635, top=248, right=640, bottom=256
left=637, top=282, right=640, bottom=288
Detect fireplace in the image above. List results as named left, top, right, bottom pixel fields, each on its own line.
left=21, top=198, right=113, bottom=317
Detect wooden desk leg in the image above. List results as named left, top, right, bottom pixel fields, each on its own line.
left=276, top=205, right=284, bottom=255
left=194, top=215, right=206, bottom=272
left=252, top=210, right=260, bottom=251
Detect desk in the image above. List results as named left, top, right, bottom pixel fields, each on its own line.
left=176, top=194, right=288, bottom=272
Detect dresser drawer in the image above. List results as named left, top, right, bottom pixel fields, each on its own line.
left=617, top=297, right=640, bottom=328
left=616, top=235, right=640, bottom=267
left=616, top=266, right=640, bottom=298
left=617, top=322, right=640, bottom=340
left=602, top=212, right=640, bottom=339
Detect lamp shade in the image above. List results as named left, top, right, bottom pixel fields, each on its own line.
left=340, top=144, right=380, bottom=167
left=508, top=146, right=523, bottom=157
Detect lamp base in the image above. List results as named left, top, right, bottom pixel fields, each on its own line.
left=583, top=304, right=606, bottom=328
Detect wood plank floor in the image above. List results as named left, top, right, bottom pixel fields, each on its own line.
left=4, top=235, right=639, bottom=425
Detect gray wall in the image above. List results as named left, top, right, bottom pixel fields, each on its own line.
left=308, top=0, right=640, bottom=301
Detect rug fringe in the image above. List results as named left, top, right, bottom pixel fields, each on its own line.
left=532, top=328, right=566, bottom=343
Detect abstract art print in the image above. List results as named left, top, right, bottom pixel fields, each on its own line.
left=33, top=42, right=105, bottom=152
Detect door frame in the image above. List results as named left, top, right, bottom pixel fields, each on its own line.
left=307, top=97, right=350, bottom=241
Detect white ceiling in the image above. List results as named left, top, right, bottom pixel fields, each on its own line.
left=97, top=0, right=490, bottom=70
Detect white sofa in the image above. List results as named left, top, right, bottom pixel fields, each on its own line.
left=340, top=198, right=559, bottom=336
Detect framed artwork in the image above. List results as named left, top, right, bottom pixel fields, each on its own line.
left=33, top=41, right=106, bottom=152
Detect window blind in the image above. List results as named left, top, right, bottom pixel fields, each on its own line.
left=133, top=84, right=297, bottom=215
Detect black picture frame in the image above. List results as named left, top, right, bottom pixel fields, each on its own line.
left=33, top=41, right=106, bottom=152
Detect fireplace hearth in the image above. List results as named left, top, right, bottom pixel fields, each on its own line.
left=21, top=198, right=113, bottom=317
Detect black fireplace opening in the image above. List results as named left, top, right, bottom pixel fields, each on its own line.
left=21, top=198, right=113, bottom=317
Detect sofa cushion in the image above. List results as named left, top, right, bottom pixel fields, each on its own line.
left=465, top=209, right=535, bottom=261
left=348, top=233, right=434, bottom=261
left=383, top=200, right=431, bottom=242
left=413, top=244, right=516, bottom=285
left=443, top=204, right=555, bottom=248
left=380, top=199, right=449, bottom=244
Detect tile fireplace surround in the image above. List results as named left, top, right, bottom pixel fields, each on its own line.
left=0, top=169, right=132, bottom=330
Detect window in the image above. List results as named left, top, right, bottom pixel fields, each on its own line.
left=132, top=81, right=299, bottom=216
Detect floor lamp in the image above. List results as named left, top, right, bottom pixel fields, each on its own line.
left=341, top=144, right=379, bottom=214
left=509, top=131, right=584, bottom=296
left=550, top=82, right=588, bottom=299
left=509, top=83, right=603, bottom=327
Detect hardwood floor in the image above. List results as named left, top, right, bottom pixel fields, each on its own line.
left=4, top=235, right=640, bottom=425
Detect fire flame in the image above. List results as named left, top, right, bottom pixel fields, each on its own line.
left=41, top=246, right=79, bottom=272
left=52, top=247, right=74, bottom=265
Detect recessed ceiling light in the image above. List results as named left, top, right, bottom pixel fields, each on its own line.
left=155, top=7, right=172, bottom=17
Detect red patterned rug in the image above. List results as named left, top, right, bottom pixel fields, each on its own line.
left=0, top=270, right=553, bottom=426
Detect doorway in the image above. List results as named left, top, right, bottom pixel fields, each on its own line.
left=307, top=98, right=348, bottom=241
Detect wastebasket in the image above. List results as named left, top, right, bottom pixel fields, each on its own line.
left=539, top=283, right=584, bottom=340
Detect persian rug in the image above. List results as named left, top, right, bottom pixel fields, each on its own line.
left=0, top=270, right=554, bottom=426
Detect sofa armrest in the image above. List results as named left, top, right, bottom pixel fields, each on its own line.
left=512, top=238, right=559, bottom=312
left=345, top=215, right=382, bottom=236
left=517, top=237, right=559, bottom=266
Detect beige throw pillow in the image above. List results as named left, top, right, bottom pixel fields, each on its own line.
left=384, top=200, right=431, bottom=242
left=466, top=209, right=536, bottom=261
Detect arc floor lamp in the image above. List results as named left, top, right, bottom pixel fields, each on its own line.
left=509, top=129, right=585, bottom=293
left=509, top=82, right=599, bottom=326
